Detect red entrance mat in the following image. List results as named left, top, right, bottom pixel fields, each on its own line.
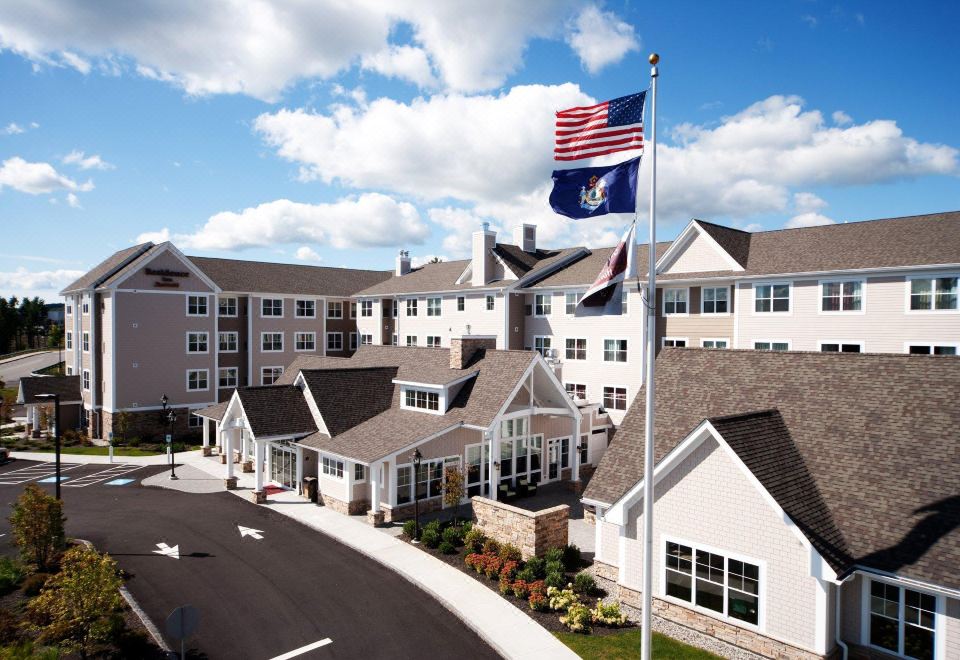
left=263, top=485, right=285, bottom=496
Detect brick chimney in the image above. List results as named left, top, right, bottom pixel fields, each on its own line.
left=449, top=335, right=497, bottom=369
left=395, top=249, right=411, bottom=276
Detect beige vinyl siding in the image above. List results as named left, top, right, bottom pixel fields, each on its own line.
left=662, top=230, right=737, bottom=274
left=946, top=596, right=960, bottom=660
left=393, top=292, right=505, bottom=349
left=414, top=426, right=481, bottom=462
left=656, top=286, right=735, bottom=351
left=100, top=293, right=113, bottom=410
left=354, top=297, right=383, bottom=345
left=117, top=249, right=214, bottom=292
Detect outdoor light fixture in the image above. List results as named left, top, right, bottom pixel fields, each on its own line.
left=411, top=448, right=422, bottom=541
left=161, top=394, right=178, bottom=480
left=34, top=393, right=62, bottom=500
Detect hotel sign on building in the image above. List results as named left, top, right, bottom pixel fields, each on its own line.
left=145, top=267, right=190, bottom=288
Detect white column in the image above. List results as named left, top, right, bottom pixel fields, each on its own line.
left=215, top=421, right=222, bottom=449
left=295, top=446, right=304, bottom=493
left=345, top=459, right=354, bottom=506
left=571, top=415, right=580, bottom=483
left=202, top=419, right=210, bottom=448
left=254, top=440, right=265, bottom=492
left=371, top=462, right=381, bottom=513
left=241, top=430, right=250, bottom=461
left=32, top=405, right=40, bottom=428
left=388, top=459, right=398, bottom=507
left=487, top=428, right=498, bottom=501
left=225, top=429, right=236, bottom=480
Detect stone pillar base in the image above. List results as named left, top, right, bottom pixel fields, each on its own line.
left=564, top=479, right=585, bottom=494
left=224, top=477, right=238, bottom=490
left=249, top=490, right=267, bottom=504
left=367, top=510, right=385, bottom=526
left=219, top=454, right=227, bottom=464
left=241, top=460, right=254, bottom=473
left=201, top=446, right=213, bottom=457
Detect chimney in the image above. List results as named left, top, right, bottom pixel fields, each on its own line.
left=471, top=222, right=496, bottom=286
left=513, top=223, right=537, bottom=253
left=395, top=249, right=411, bottom=276
left=449, top=335, right=497, bottom=369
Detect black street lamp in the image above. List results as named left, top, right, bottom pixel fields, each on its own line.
left=411, top=448, right=422, bottom=541
left=161, top=394, right=178, bottom=480
left=34, top=393, right=61, bottom=500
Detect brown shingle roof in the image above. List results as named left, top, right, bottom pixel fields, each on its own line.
left=61, top=243, right=153, bottom=293
left=193, top=400, right=228, bottom=421
left=281, top=345, right=484, bottom=386
left=694, top=220, right=751, bottom=267
left=530, top=242, right=671, bottom=288
left=236, top=385, right=317, bottom=438
left=17, top=376, right=82, bottom=404
left=300, top=367, right=397, bottom=436
left=187, top=256, right=391, bottom=297
left=584, top=348, right=960, bottom=589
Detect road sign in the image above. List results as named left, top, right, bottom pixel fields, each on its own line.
left=165, top=604, right=199, bottom=660
left=166, top=434, right=172, bottom=444
left=238, top=525, right=264, bottom=540
left=153, top=542, right=180, bottom=559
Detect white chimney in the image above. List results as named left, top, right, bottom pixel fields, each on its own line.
left=471, top=223, right=496, bottom=286
left=395, top=249, right=411, bottom=276
left=513, top=223, right=537, bottom=253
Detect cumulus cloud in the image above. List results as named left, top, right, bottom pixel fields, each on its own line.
left=411, top=254, right=449, bottom=268
left=566, top=4, right=640, bottom=74
left=361, top=45, right=436, bottom=88
left=0, top=267, right=85, bottom=298
left=785, top=191, right=835, bottom=228
left=832, top=110, right=852, bottom=126
left=294, top=246, right=322, bottom=262
left=62, top=150, right=113, bottom=170
left=65, top=192, right=80, bottom=208
left=0, top=157, right=94, bottom=195
left=138, top=193, right=429, bottom=252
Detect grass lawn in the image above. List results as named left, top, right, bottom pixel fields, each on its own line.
left=57, top=446, right=163, bottom=457
left=555, top=629, right=721, bottom=659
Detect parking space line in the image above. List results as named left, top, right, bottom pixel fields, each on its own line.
left=269, top=638, right=332, bottom=660
left=0, top=463, right=82, bottom=485
left=64, top=464, right=145, bottom=488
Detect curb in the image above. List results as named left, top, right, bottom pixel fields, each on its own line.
left=0, top=350, right=54, bottom=366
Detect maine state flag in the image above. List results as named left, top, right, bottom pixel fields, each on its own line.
left=549, top=157, right=640, bottom=220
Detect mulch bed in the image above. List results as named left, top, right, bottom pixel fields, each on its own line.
left=401, top=536, right=636, bottom=637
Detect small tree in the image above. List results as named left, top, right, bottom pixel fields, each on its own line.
left=27, top=545, right=123, bottom=658
left=443, top=466, right=466, bottom=524
left=113, top=411, right=130, bottom=445
left=10, top=484, right=66, bottom=571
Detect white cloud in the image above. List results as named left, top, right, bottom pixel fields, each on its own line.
left=410, top=253, right=449, bottom=268
left=134, top=228, right=171, bottom=244
left=785, top=212, right=835, bottom=229
left=801, top=15, right=818, bottom=28
left=0, top=267, right=85, bottom=298
left=832, top=110, right=852, bottom=126
left=3, top=122, right=24, bottom=135
left=294, top=246, right=322, bottom=262
left=65, top=192, right=80, bottom=208
left=793, top=192, right=828, bottom=213
left=139, top=193, right=429, bottom=251
left=59, top=50, right=90, bottom=73
left=566, top=4, right=640, bottom=74
left=0, top=157, right=94, bottom=194
left=361, top=45, right=436, bottom=88
left=785, top=191, right=834, bottom=228
left=62, top=150, right=113, bottom=170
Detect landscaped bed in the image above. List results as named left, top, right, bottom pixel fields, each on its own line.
left=0, top=428, right=200, bottom=456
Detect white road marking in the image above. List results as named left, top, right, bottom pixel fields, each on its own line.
left=268, top=638, right=332, bottom=660
left=64, top=464, right=144, bottom=487
left=0, top=463, right=82, bottom=485
left=153, top=542, right=180, bottom=560
left=238, top=525, right=264, bottom=540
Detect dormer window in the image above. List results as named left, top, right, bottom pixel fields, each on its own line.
left=404, top=389, right=439, bottom=411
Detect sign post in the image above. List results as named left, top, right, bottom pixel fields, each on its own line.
left=108, top=432, right=114, bottom=463
left=165, top=604, right=199, bottom=660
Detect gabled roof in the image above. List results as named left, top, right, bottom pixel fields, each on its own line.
left=61, top=242, right=154, bottom=294
left=585, top=348, right=960, bottom=590
left=528, top=242, right=672, bottom=288
left=235, top=385, right=317, bottom=438
left=300, top=367, right=397, bottom=437
left=17, top=376, right=82, bottom=404
left=187, top=256, right=391, bottom=297
left=194, top=400, right=228, bottom=421
left=694, top=220, right=751, bottom=268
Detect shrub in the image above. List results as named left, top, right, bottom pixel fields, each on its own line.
left=481, top=538, right=500, bottom=556
left=499, top=560, right=519, bottom=582
left=511, top=579, right=530, bottom=599
left=547, top=585, right=580, bottom=613
left=528, top=580, right=548, bottom=611
left=515, top=566, right=536, bottom=583
left=442, top=526, right=464, bottom=546
left=545, top=560, right=564, bottom=576
left=544, top=547, right=564, bottom=564
left=465, top=553, right=484, bottom=573
left=0, top=557, right=25, bottom=594
left=438, top=541, right=457, bottom=555
left=423, top=519, right=442, bottom=535
left=498, top=576, right=512, bottom=595
left=573, top=571, right=597, bottom=595
left=464, top=528, right=486, bottom=553
left=126, top=437, right=141, bottom=448
left=462, top=521, right=473, bottom=534
left=10, top=484, right=66, bottom=571
left=421, top=529, right=441, bottom=549
left=21, top=572, right=50, bottom=597
left=525, top=556, right=546, bottom=578
left=498, top=543, right=522, bottom=563
left=545, top=572, right=566, bottom=590
left=402, top=519, right=418, bottom=539
left=560, top=602, right=592, bottom=633
left=0, top=608, right=18, bottom=644
left=563, top=544, right=582, bottom=572
left=482, top=554, right=503, bottom=580
left=591, top=600, right=627, bottom=627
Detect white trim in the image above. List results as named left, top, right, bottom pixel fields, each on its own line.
left=699, top=337, right=730, bottom=349
left=217, top=296, right=238, bottom=318
left=533, top=292, right=552, bottom=317
left=326, top=332, right=343, bottom=352
left=601, top=385, right=628, bottom=411
left=185, top=294, right=210, bottom=317
left=293, top=298, right=318, bottom=319
left=186, top=368, right=210, bottom=392
left=751, top=281, right=793, bottom=316
left=425, top=296, right=443, bottom=318
left=293, top=331, right=317, bottom=352
left=904, top=272, right=959, bottom=315
left=816, top=340, right=865, bottom=353
left=817, top=277, right=867, bottom=315
left=655, top=220, right=746, bottom=273
left=752, top=339, right=792, bottom=351
left=260, top=297, right=285, bottom=319
left=392, top=371, right=478, bottom=390
left=106, top=242, right=220, bottom=292
left=733, top=285, right=741, bottom=348
left=533, top=335, right=552, bottom=357
left=563, top=336, right=588, bottom=361
left=218, top=331, right=239, bottom=353
left=247, top=297, right=254, bottom=382
left=185, top=330, right=210, bottom=354
left=700, top=285, right=733, bottom=316
left=326, top=300, right=343, bottom=319
left=661, top=336, right=689, bottom=349
left=294, top=372, right=331, bottom=436
left=602, top=337, right=629, bottom=364
left=901, top=341, right=959, bottom=355
left=218, top=366, right=238, bottom=389
left=260, top=331, right=284, bottom=353
left=110, top=292, right=117, bottom=412
left=260, top=365, right=284, bottom=386
left=661, top=286, right=690, bottom=317
left=860, top=573, right=946, bottom=660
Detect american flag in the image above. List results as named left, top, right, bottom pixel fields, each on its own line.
left=554, top=91, right=645, bottom=161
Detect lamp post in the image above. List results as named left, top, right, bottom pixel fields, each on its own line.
left=161, top=394, right=178, bottom=480
left=411, top=448, right=422, bottom=542
left=34, top=393, right=61, bottom=500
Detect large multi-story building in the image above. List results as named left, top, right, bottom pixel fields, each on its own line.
left=63, top=211, right=959, bottom=438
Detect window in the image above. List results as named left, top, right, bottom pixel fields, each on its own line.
left=396, top=465, right=413, bottom=504
left=663, top=338, right=687, bottom=348
left=261, top=298, right=283, bottom=317
left=218, top=367, right=237, bottom=388
left=392, top=299, right=398, bottom=318
left=65, top=366, right=73, bottom=376
left=350, top=332, right=358, bottom=350
left=621, top=288, right=629, bottom=314
left=350, top=302, right=357, bottom=318
left=322, top=456, right=344, bottom=479
left=65, top=332, right=72, bottom=350
left=82, top=369, right=90, bottom=390
left=565, top=338, right=586, bottom=360
left=295, top=299, right=316, bottom=318
left=603, top=386, right=627, bottom=410
left=821, top=281, right=863, bottom=312
left=427, top=297, right=442, bottom=317
left=664, top=541, right=760, bottom=626
left=908, top=343, right=957, bottom=356
left=868, top=579, right=936, bottom=660
left=754, top=283, right=790, bottom=313
left=391, top=333, right=398, bottom=346
left=603, top=339, right=627, bottom=362
left=354, top=464, right=365, bottom=482
left=663, top=288, right=688, bottom=315
left=565, top=383, right=586, bottom=400
left=82, top=300, right=89, bottom=315
left=187, top=295, right=208, bottom=316
left=486, top=295, right=495, bottom=311
left=426, top=335, right=441, bottom=348
left=702, top=287, right=729, bottom=314
left=534, top=293, right=551, bottom=316
left=754, top=341, right=789, bottom=351
left=404, top=388, right=439, bottom=411
left=360, top=300, right=373, bottom=317
left=219, top=331, right=238, bottom=352
left=66, top=304, right=72, bottom=316
left=327, top=301, right=342, bottom=319
left=406, top=336, right=417, bottom=347
left=910, top=276, right=957, bottom=311
left=534, top=336, right=552, bottom=357
left=457, top=296, right=465, bottom=311
left=360, top=334, right=373, bottom=345
left=82, top=332, right=90, bottom=352
left=327, top=332, right=343, bottom=351
left=261, top=332, right=283, bottom=352
left=189, top=414, right=203, bottom=428
left=187, top=369, right=209, bottom=391
left=406, top=299, right=418, bottom=316
left=701, top=339, right=728, bottom=349
left=218, top=297, right=237, bottom=317
left=261, top=366, right=283, bottom=385
left=295, top=332, right=316, bottom=351
left=187, top=331, right=209, bottom=353
left=820, top=342, right=862, bottom=353
left=565, top=292, right=580, bottom=315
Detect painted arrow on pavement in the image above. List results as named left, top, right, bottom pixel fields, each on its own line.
left=238, top=525, right=264, bottom=540
left=153, top=542, right=180, bottom=559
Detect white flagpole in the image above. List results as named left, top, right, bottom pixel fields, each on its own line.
left=640, top=52, right=659, bottom=660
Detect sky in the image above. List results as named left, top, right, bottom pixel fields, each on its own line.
left=0, top=0, right=958, bottom=301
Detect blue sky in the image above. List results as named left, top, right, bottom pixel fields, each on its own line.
left=1, top=0, right=957, bottom=300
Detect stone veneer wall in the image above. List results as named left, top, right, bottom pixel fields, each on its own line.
left=382, top=497, right=444, bottom=523
left=471, top=496, right=568, bottom=559
left=101, top=408, right=202, bottom=442
left=319, top=493, right=368, bottom=515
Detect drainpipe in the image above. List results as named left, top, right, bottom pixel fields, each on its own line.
left=835, top=576, right=850, bottom=660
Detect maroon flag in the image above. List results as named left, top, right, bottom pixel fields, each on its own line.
left=580, top=221, right=637, bottom=308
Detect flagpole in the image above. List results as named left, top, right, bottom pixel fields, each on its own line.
left=640, top=52, right=659, bottom=660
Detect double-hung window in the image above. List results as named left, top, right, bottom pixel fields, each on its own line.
left=187, top=369, right=209, bottom=391
left=396, top=465, right=413, bottom=504
left=565, top=383, right=586, bottom=400
left=427, top=297, right=442, bottom=317
left=404, top=388, right=439, bottom=411
left=565, top=338, right=586, bottom=360
left=82, top=299, right=89, bottom=315
left=82, top=369, right=90, bottom=390
left=406, top=336, right=417, bottom=347
left=218, top=297, right=237, bottom=317
left=322, top=456, right=344, bottom=479
left=295, top=332, right=316, bottom=351
left=621, top=288, right=629, bottom=314
left=350, top=332, right=359, bottom=350
left=262, top=332, right=283, bottom=352
left=187, top=331, right=208, bottom=353
left=261, top=366, right=283, bottom=385
left=218, top=367, right=237, bottom=388
left=910, top=276, right=958, bottom=311
left=360, top=334, right=373, bottom=345
left=406, top=299, right=418, bottom=316
left=663, top=288, right=688, bottom=315
left=702, top=287, right=729, bottom=314
left=457, top=296, right=465, bottom=311
left=485, top=295, right=495, bottom=311
left=754, top=341, right=789, bottom=351
left=295, top=299, right=316, bottom=318
left=327, top=301, right=342, bottom=319
left=65, top=332, right=73, bottom=350
left=534, top=336, right=552, bottom=357
left=534, top=293, right=551, bottom=316
left=603, top=386, right=627, bottom=410
left=82, top=332, right=90, bottom=352
left=868, top=579, right=937, bottom=659
left=354, top=464, right=365, bottom=482
left=327, top=332, right=343, bottom=351
left=603, top=339, right=627, bottom=362
left=565, top=292, right=580, bottom=315
left=261, top=298, right=283, bottom=317
left=821, top=280, right=863, bottom=312
left=350, top=302, right=357, bottom=319
left=392, top=299, right=399, bottom=318
left=754, top=283, right=790, bottom=313
left=187, top=295, right=208, bottom=316
left=219, top=331, right=238, bottom=352
left=426, top=335, right=441, bottom=348
left=360, top=300, right=373, bottom=317
left=664, top=541, right=761, bottom=626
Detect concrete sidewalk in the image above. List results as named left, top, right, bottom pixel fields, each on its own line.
left=9, top=449, right=203, bottom=466
left=178, top=454, right=577, bottom=660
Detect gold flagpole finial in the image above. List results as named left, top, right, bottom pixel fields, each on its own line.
left=649, top=53, right=660, bottom=65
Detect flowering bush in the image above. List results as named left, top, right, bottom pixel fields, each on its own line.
left=528, top=591, right=549, bottom=611
left=591, top=600, right=627, bottom=627
left=560, top=602, right=592, bottom=633
left=499, top=575, right=513, bottom=595
left=465, top=552, right=482, bottom=573
left=511, top=579, right=530, bottom=599
left=498, top=543, right=522, bottom=562
left=547, top=585, right=580, bottom=613
left=499, top=560, right=519, bottom=582
left=483, top=554, right=503, bottom=580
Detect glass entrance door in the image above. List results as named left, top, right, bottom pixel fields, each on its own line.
left=269, top=443, right=297, bottom=489
left=547, top=438, right=561, bottom=481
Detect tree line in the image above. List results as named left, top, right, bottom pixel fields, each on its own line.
left=0, top=296, right=59, bottom=355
